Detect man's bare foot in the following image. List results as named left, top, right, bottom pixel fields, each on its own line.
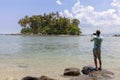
left=98, top=67, right=102, bottom=71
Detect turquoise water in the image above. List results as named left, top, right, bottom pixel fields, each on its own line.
left=0, top=35, right=120, bottom=79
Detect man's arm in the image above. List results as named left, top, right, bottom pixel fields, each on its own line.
left=90, top=34, right=94, bottom=42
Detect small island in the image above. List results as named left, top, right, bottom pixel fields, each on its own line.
left=18, top=12, right=81, bottom=35
left=113, top=34, right=120, bottom=37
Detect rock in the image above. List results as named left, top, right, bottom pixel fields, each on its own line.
left=21, top=75, right=56, bottom=80
left=81, top=66, right=94, bottom=75
left=95, top=69, right=114, bottom=79
left=21, top=76, right=40, bottom=80
left=81, top=66, right=114, bottom=79
left=40, top=75, right=56, bottom=80
left=64, top=67, right=80, bottom=76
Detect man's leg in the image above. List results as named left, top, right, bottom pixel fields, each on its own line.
left=98, top=49, right=102, bottom=70
left=94, top=59, right=98, bottom=70
left=98, top=59, right=102, bottom=70
left=93, top=49, right=98, bottom=70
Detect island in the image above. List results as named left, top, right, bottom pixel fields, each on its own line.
left=113, top=34, right=120, bottom=37
left=18, top=12, right=81, bottom=35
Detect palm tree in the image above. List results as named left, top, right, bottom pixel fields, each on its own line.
left=72, top=19, right=80, bottom=26
left=18, top=12, right=81, bottom=35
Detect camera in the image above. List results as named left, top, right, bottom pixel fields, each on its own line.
left=93, top=33, right=96, bottom=35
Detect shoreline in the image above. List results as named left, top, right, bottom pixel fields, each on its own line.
left=0, top=66, right=116, bottom=80
left=0, top=33, right=86, bottom=36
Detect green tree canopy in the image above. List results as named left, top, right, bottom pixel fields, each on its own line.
left=18, top=12, right=82, bottom=35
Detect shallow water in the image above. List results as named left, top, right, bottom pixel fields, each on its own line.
left=0, top=35, right=119, bottom=80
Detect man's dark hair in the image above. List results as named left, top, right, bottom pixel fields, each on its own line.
left=96, top=30, right=101, bottom=36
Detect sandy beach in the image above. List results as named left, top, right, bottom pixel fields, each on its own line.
left=0, top=59, right=118, bottom=80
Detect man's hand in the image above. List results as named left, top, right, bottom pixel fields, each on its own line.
left=90, top=34, right=94, bottom=42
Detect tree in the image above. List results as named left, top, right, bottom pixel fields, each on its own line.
left=21, top=27, right=31, bottom=34
left=18, top=12, right=82, bottom=35
left=72, top=19, right=80, bottom=26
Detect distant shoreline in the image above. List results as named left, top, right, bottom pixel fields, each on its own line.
left=0, top=33, right=86, bottom=36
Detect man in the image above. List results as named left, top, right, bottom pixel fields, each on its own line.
left=91, top=30, right=103, bottom=71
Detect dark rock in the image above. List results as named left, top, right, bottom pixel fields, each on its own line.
left=81, top=68, right=114, bottom=80
left=64, top=67, right=80, bottom=76
left=40, top=75, right=56, bottom=80
left=21, top=76, right=56, bottom=80
left=21, top=76, right=40, bottom=80
left=81, top=66, right=94, bottom=75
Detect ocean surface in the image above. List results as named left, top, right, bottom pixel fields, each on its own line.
left=0, top=35, right=120, bottom=80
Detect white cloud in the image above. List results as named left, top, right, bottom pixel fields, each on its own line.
left=111, top=0, right=120, bottom=7
left=56, top=0, right=62, bottom=5
left=63, top=10, right=73, bottom=18
left=111, top=0, right=120, bottom=15
left=59, top=12, right=63, bottom=17
left=61, top=0, right=120, bottom=34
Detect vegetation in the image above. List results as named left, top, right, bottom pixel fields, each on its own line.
left=18, top=12, right=81, bottom=35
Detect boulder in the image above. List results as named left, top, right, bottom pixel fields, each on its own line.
left=40, top=75, right=56, bottom=80
left=22, top=76, right=39, bottom=80
left=81, top=66, right=94, bottom=75
left=64, top=67, right=80, bottom=76
left=81, top=66, right=114, bottom=79
left=22, top=75, right=56, bottom=80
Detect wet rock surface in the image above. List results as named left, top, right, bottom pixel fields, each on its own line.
left=81, top=66, right=95, bottom=75
left=63, top=67, right=80, bottom=76
left=70, top=66, right=114, bottom=80
left=22, top=75, right=56, bottom=80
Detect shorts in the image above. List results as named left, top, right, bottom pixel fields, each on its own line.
left=93, top=48, right=101, bottom=60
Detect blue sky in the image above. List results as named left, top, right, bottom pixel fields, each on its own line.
left=0, top=0, right=120, bottom=34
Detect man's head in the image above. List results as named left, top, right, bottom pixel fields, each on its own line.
left=96, top=30, right=101, bottom=36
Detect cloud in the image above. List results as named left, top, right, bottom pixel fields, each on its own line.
left=111, top=0, right=120, bottom=7
left=56, top=0, right=62, bottom=5
left=111, top=0, right=120, bottom=15
left=61, top=0, right=120, bottom=34
left=59, top=12, right=63, bottom=17
left=64, top=10, right=73, bottom=18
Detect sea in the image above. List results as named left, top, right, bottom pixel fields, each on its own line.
left=0, top=35, right=119, bottom=80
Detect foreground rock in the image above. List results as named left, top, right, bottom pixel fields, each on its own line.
left=68, top=66, right=114, bottom=80
left=22, top=75, right=56, bottom=80
left=70, top=70, right=114, bottom=80
left=81, top=66, right=95, bottom=75
left=64, top=67, right=80, bottom=76
left=81, top=66, right=114, bottom=76
left=22, top=76, right=39, bottom=80
left=40, top=75, right=56, bottom=80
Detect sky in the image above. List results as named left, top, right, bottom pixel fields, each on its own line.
left=0, top=0, right=120, bottom=34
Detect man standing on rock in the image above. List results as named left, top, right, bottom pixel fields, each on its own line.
left=90, top=30, right=103, bottom=71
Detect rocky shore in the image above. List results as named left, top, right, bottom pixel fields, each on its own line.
left=6, top=66, right=114, bottom=80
